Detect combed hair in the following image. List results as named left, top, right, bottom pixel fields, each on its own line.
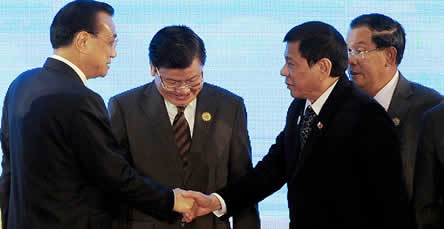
left=50, top=0, right=114, bottom=49
left=149, top=25, right=206, bottom=69
left=284, top=21, right=348, bottom=77
left=350, top=13, right=406, bottom=65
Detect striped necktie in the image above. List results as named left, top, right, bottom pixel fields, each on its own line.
left=173, top=106, right=191, bottom=164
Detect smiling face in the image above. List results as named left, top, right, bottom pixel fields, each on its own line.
left=280, top=41, right=323, bottom=100
left=152, top=58, right=203, bottom=106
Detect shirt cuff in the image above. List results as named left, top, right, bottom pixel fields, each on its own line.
left=212, top=193, right=227, bottom=217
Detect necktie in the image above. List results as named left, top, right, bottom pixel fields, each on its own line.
left=173, top=106, right=191, bottom=165
left=299, top=105, right=317, bottom=150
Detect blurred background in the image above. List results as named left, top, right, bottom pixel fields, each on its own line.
left=0, top=0, right=443, bottom=228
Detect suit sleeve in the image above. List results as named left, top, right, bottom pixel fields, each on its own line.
left=71, top=93, right=174, bottom=218
left=108, top=97, right=131, bottom=163
left=219, top=129, right=287, bottom=219
left=0, top=92, right=10, bottom=229
left=218, top=98, right=293, bottom=219
left=229, top=99, right=260, bottom=229
left=107, top=97, right=133, bottom=225
left=414, top=108, right=443, bottom=229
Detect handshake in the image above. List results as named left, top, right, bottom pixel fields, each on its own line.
left=172, top=188, right=223, bottom=223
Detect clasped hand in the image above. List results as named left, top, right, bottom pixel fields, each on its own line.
left=172, top=188, right=222, bottom=223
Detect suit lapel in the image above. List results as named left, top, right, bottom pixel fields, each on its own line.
left=387, top=73, right=412, bottom=130
left=286, top=102, right=305, bottom=176
left=139, top=83, right=185, bottom=177
left=184, top=84, right=217, bottom=183
left=189, top=84, right=216, bottom=153
left=291, top=76, right=349, bottom=180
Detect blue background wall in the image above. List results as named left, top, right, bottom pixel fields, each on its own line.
left=1, top=1, right=443, bottom=228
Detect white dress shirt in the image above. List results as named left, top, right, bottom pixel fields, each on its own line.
left=373, top=71, right=399, bottom=111
left=164, top=98, right=197, bottom=137
left=51, top=55, right=87, bottom=86
left=306, top=79, right=339, bottom=115
left=213, top=78, right=340, bottom=217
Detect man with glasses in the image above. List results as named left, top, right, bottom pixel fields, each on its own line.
left=346, top=13, right=442, bottom=204
left=181, top=21, right=411, bottom=229
left=108, top=25, right=260, bottom=229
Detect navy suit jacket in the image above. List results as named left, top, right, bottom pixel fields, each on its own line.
left=217, top=75, right=412, bottom=229
left=0, top=58, right=174, bottom=229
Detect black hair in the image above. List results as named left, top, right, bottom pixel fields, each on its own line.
left=350, top=13, right=406, bottom=65
left=50, top=0, right=114, bottom=49
left=284, top=21, right=348, bottom=77
left=149, top=25, right=206, bottom=69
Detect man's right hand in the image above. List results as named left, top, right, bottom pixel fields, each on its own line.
left=181, top=191, right=222, bottom=222
left=172, top=188, right=195, bottom=213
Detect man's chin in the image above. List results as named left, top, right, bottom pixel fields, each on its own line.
left=168, top=97, right=191, bottom=106
left=350, top=74, right=362, bottom=81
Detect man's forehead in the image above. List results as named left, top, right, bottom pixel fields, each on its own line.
left=285, top=41, right=301, bottom=57
left=347, top=27, right=373, bottom=44
left=96, top=12, right=117, bottom=37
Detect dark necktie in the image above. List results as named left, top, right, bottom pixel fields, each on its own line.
left=173, top=106, right=191, bottom=165
left=300, top=105, right=317, bottom=150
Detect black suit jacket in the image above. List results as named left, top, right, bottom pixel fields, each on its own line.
left=0, top=58, right=174, bottom=229
left=388, top=73, right=443, bottom=200
left=108, top=82, right=259, bottom=229
left=217, top=75, right=411, bottom=229
left=413, top=103, right=444, bottom=229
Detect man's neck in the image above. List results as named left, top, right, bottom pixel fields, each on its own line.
left=369, top=68, right=398, bottom=97
left=54, top=48, right=86, bottom=77
left=308, top=77, right=338, bottom=103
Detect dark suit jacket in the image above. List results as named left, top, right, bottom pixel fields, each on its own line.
left=0, top=58, right=174, bottom=229
left=413, top=103, right=444, bottom=229
left=217, top=75, right=411, bottom=229
left=108, top=82, right=260, bottom=229
left=388, top=73, right=443, bottom=200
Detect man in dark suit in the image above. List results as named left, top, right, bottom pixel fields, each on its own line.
left=346, top=13, right=443, bottom=201
left=414, top=103, right=444, bottom=229
left=108, top=25, right=260, bottom=229
left=0, top=1, right=194, bottom=229
left=183, top=21, right=411, bottom=229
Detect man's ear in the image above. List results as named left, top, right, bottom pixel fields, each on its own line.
left=384, top=46, right=398, bottom=66
left=74, top=31, right=91, bottom=54
left=317, top=58, right=332, bottom=80
left=150, top=62, right=156, bottom=77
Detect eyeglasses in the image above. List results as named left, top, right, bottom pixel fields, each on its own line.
left=155, top=67, right=203, bottom=91
left=88, top=32, right=118, bottom=49
left=348, top=47, right=382, bottom=59
left=96, top=36, right=118, bottom=49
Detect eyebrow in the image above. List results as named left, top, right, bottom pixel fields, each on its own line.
left=285, top=56, right=295, bottom=62
left=348, top=41, right=369, bottom=46
left=165, top=74, right=201, bottom=82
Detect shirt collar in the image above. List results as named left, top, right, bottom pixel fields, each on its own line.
left=164, top=97, right=197, bottom=114
left=305, top=79, right=339, bottom=115
left=374, top=71, right=399, bottom=111
left=51, top=54, right=87, bottom=86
